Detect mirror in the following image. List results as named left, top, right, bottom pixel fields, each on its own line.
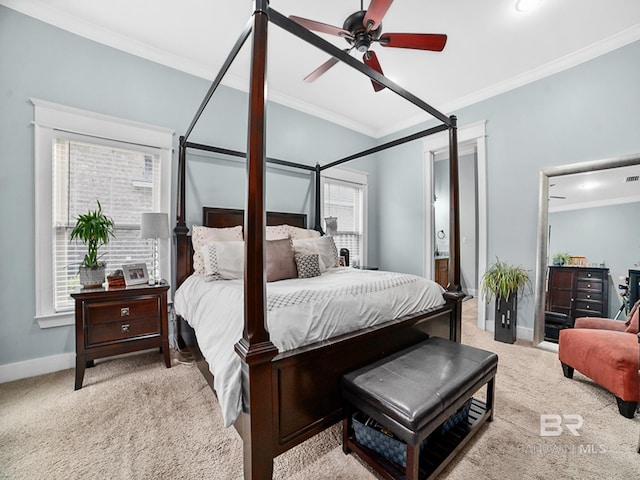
left=533, top=153, right=640, bottom=346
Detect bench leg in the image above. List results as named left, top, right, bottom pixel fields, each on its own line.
left=406, top=444, right=420, bottom=480
left=342, top=404, right=351, bottom=454
left=486, top=376, right=496, bottom=422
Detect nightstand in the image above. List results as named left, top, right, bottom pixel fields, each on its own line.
left=71, top=282, right=171, bottom=390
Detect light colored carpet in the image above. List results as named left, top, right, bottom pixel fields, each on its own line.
left=1, top=299, right=639, bottom=479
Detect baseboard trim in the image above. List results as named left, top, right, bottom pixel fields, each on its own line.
left=0, top=353, right=74, bottom=384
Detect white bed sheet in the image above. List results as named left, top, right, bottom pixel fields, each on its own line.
left=173, top=267, right=445, bottom=427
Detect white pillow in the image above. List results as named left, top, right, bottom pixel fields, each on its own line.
left=202, top=241, right=244, bottom=281
left=292, top=236, right=339, bottom=272
left=288, top=225, right=321, bottom=240
left=266, top=225, right=290, bottom=241
left=192, top=225, right=243, bottom=275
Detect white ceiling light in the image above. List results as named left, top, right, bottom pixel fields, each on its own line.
left=516, top=0, right=542, bottom=12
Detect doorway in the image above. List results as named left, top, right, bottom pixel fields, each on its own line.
left=423, top=121, right=487, bottom=330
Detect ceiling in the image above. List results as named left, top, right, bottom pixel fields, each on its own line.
left=3, top=0, right=640, bottom=137
left=548, top=164, right=640, bottom=212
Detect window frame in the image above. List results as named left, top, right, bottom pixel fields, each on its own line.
left=33, top=99, right=174, bottom=328
left=321, top=166, right=368, bottom=266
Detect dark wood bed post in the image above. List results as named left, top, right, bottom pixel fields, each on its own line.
left=314, top=163, right=323, bottom=232
left=175, top=137, right=190, bottom=287
left=233, top=1, right=278, bottom=479
left=444, top=116, right=465, bottom=342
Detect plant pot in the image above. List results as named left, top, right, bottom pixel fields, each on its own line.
left=79, top=265, right=106, bottom=289
left=494, top=292, right=517, bottom=344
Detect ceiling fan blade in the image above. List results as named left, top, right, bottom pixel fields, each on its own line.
left=363, top=0, right=394, bottom=31
left=304, top=57, right=340, bottom=83
left=289, top=15, right=350, bottom=37
left=379, top=33, right=447, bottom=51
left=363, top=51, right=385, bottom=92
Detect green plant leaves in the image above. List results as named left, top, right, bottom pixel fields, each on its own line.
left=481, top=257, right=531, bottom=303
left=69, top=200, right=115, bottom=268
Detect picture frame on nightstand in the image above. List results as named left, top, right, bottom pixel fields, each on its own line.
left=122, top=263, right=149, bottom=286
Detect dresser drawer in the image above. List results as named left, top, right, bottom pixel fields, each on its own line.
left=575, top=291, right=603, bottom=302
left=576, top=280, right=604, bottom=292
left=86, top=315, right=160, bottom=346
left=574, top=301, right=605, bottom=317
left=84, top=296, right=160, bottom=325
left=576, top=270, right=606, bottom=282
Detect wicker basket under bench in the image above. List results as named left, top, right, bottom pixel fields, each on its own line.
left=342, top=337, right=498, bottom=480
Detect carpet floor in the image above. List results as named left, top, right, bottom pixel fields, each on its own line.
left=1, top=299, right=639, bottom=479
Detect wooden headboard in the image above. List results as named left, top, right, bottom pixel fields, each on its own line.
left=203, top=207, right=306, bottom=229
left=174, top=207, right=308, bottom=288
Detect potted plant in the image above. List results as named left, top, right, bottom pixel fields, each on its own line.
left=552, top=252, right=571, bottom=266
left=481, top=257, right=531, bottom=343
left=70, top=200, right=115, bottom=288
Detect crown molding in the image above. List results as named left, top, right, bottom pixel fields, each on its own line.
left=5, top=0, right=640, bottom=139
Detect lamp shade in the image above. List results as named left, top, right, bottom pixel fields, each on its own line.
left=140, top=212, right=170, bottom=239
left=324, top=216, right=338, bottom=236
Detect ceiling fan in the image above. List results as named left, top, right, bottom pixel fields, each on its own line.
left=549, top=183, right=566, bottom=200
left=289, top=0, right=447, bottom=92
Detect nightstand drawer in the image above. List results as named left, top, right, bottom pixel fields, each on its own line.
left=84, top=296, right=160, bottom=325
left=87, top=316, right=160, bottom=346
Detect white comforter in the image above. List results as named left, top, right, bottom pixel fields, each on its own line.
left=173, top=268, right=445, bottom=427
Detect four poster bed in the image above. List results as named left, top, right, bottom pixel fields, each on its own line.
left=173, top=2, right=465, bottom=479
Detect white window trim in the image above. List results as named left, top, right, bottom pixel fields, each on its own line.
left=321, top=166, right=368, bottom=265
left=32, top=99, right=174, bottom=328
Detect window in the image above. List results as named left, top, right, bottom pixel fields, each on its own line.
left=52, top=137, right=161, bottom=311
left=34, top=99, right=173, bottom=327
left=322, top=168, right=368, bottom=266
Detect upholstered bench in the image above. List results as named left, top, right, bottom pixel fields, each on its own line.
left=342, top=337, right=498, bottom=480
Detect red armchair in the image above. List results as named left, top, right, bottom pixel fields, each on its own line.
left=558, top=300, right=640, bottom=418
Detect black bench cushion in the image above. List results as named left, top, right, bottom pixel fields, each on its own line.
left=342, top=337, right=498, bottom=443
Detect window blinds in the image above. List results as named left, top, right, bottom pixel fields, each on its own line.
left=323, top=178, right=363, bottom=264
left=53, top=137, right=160, bottom=311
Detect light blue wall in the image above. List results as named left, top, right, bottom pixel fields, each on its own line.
left=0, top=6, right=377, bottom=367
left=549, top=202, right=640, bottom=318
left=376, top=39, right=640, bottom=331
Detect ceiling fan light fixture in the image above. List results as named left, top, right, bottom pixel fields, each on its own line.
left=515, top=0, right=542, bottom=12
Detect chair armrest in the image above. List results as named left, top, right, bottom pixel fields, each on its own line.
left=574, top=317, right=628, bottom=331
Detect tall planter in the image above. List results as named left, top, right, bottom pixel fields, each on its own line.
left=494, top=292, right=518, bottom=344
left=481, top=258, right=530, bottom=344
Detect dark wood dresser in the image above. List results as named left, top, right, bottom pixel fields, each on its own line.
left=72, top=283, right=171, bottom=390
left=546, top=266, right=609, bottom=320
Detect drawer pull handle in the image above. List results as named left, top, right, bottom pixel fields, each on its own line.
left=587, top=284, right=591, bottom=288
left=121, top=307, right=130, bottom=317
left=587, top=273, right=591, bottom=277
left=121, top=324, right=130, bottom=333
left=586, top=305, right=590, bottom=309
left=587, top=294, right=591, bottom=298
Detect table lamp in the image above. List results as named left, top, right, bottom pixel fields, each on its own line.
left=140, top=212, right=169, bottom=284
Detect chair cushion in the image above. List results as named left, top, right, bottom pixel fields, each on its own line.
left=559, top=328, right=639, bottom=402
left=342, top=337, right=498, bottom=443
left=574, top=317, right=627, bottom=331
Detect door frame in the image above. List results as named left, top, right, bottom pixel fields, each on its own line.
left=423, top=120, right=487, bottom=330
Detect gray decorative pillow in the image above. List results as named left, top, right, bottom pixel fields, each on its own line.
left=266, top=238, right=297, bottom=282
left=295, top=254, right=321, bottom=279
